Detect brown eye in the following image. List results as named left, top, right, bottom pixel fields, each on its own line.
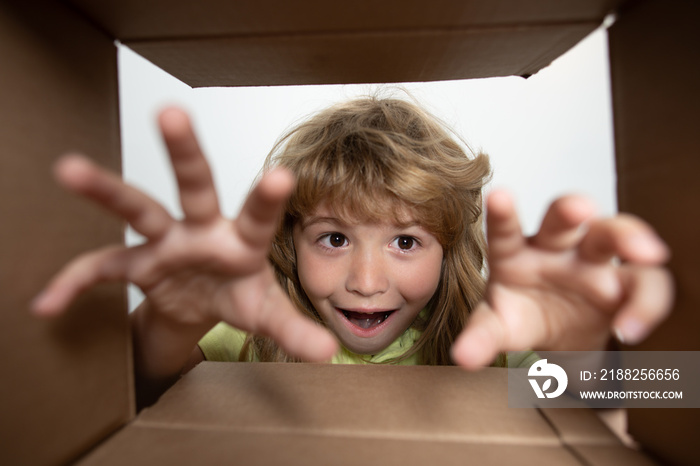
left=328, top=233, right=346, bottom=248
left=396, top=236, right=414, bottom=250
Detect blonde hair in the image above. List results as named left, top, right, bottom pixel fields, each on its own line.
left=242, top=94, right=494, bottom=365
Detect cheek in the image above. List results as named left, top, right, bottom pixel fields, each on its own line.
left=296, top=250, right=335, bottom=301
left=399, top=252, right=443, bottom=304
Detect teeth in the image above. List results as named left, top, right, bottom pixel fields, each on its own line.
left=342, top=310, right=392, bottom=329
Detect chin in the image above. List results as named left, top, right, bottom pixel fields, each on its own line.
left=337, top=331, right=402, bottom=355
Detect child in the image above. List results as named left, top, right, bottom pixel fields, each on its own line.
left=204, top=96, right=493, bottom=367
left=31, top=95, right=673, bottom=408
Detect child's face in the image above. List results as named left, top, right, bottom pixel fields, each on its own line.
left=293, top=204, right=444, bottom=355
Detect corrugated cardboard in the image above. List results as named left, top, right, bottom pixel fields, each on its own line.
left=78, top=363, right=654, bottom=466
left=118, top=25, right=598, bottom=87
left=608, top=0, right=700, bottom=464
left=2, top=0, right=698, bottom=464
left=68, top=0, right=625, bottom=87
left=67, top=0, right=626, bottom=39
left=0, top=1, right=131, bottom=465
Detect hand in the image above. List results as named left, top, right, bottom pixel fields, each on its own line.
left=452, top=190, right=674, bottom=369
left=31, top=107, right=337, bottom=363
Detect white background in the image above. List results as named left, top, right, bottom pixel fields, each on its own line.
left=118, top=27, right=616, bottom=309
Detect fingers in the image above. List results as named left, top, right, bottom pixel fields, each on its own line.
left=578, top=214, right=670, bottom=264
left=31, top=245, right=129, bottom=317
left=613, top=266, right=674, bottom=345
left=485, top=190, right=526, bottom=260
left=158, top=107, right=221, bottom=224
left=530, top=195, right=596, bottom=251
left=253, top=285, right=338, bottom=362
left=452, top=302, right=506, bottom=370
left=54, top=155, right=174, bottom=239
left=234, top=168, right=295, bottom=249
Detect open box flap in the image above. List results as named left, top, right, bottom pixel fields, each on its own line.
left=136, top=363, right=559, bottom=444
left=68, top=0, right=626, bottom=39
left=67, top=0, right=626, bottom=87
left=122, top=24, right=597, bottom=87
left=79, top=425, right=592, bottom=466
left=0, top=1, right=131, bottom=465
left=76, top=363, right=657, bottom=465
left=609, top=0, right=700, bottom=464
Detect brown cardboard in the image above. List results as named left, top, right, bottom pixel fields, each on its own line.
left=68, top=0, right=624, bottom=87
left=68, top=0, right=626, bottom=39
left=538, top=408, right=625, bottom=445
left=610, top=0, right=700, bottom=351
left=79, top=427, right=585, bottom=466
left=139, top=364, right=558, bottom=443
left=78, top=363, right=637, bottom=465
left=0, top=1, right=131, bottom=465
left=2, top=0, right=698, bottom=465
left=609, top=0, right=700, bottom=464
left=122, top=25, right=598, bottom=87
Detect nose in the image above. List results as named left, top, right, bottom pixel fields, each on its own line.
left=345, top=248, right=389, bottom=297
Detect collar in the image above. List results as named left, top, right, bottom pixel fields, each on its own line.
left=331, top=326, right=422, bottom=365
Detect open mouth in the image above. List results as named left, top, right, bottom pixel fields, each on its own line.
left=340, top=309, right=395, bottom=330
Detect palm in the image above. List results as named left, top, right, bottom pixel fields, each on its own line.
left=487, top=247, right=616, bottom=351
left=123, top=219, right=268, bottom=326
left=453, top=190, right=672, bottom=369
left=33, top=107, right=336, bottom=362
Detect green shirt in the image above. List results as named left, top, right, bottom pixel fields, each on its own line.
left=198, top=322, right=538, bottom=368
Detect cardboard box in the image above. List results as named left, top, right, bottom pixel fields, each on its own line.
left=1, top=0, right=697, bottom=464
left=78, top=363, right=656, bottom=466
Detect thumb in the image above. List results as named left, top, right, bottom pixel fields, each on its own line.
left=252, top=285, right=339, bottom=362
left=452, top=302, right=506, bottom=370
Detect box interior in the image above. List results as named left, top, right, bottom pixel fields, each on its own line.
left=77, top=363, right=655, bottom=466
left=608, top=1, right=700, bottom=463
left=0, top=2, right=131, bottom=465
left=2, top=0, right=698, bottom=464
left=69, top=0, right=625, bottom=86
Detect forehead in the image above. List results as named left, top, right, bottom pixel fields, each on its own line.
left=301, top=202, right=418, bottom=228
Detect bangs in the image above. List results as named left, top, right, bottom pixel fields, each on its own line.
left=294, top=170, right=421, bottom=229
left=265, top=96, right=491, bottom=249
left=286, top=144, right=468, bottom=247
